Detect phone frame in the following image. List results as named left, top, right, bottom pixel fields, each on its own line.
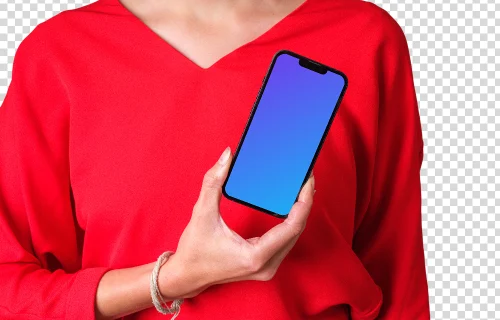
left=222, top=49, right=348, bottom=219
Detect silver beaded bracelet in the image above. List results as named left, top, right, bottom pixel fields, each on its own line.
left=150, top=251, right=184, bottom=319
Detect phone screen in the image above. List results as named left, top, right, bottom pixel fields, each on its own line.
left=223, top=50, right=347, bottom=218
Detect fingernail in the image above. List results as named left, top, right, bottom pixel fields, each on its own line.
left=218, top=146, right=231, bottom=165
left=314, top=189, right=317, bottom=195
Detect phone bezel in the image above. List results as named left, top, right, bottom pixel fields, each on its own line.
left=221, top=49, right=349, bottom=219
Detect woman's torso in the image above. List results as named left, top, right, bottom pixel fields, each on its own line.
left=35, top=0, right=390, bottom=318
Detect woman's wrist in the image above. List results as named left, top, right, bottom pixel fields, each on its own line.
left=95, top=262, right=161, bottom=320
left=157, top=253, right=192, bottom=300
left=94, top=254, right=196, bottom=320
left=157, top=253, right=208, bottom=301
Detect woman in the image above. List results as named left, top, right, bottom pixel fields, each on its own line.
left=0, top=0, right=430, bottom=319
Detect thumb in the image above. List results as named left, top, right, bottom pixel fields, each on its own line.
left=195, top=146, right=232, bottom=214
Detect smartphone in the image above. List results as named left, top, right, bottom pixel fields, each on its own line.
left=222, top=49, right=348, bottom=219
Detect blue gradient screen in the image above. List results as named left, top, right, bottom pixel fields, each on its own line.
left=224, top=52, right=346, bottom=217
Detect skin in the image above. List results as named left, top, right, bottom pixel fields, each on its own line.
left=95, top=1, right=313, bottom=319
left=118, top=0, right=307, bottom=69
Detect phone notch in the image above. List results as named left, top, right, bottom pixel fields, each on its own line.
left=298, top=58, right=327, bottom=74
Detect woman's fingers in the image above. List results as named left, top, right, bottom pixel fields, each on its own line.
left=192, top=144, right=315, bottom=272
left=193, top=146, right=232, bottom=218
left=250, top=174, right=315, bottom=264
left=296, top=170, right=315, bottom=206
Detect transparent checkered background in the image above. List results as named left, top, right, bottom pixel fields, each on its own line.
left=0, top=0, right=498, bottom=319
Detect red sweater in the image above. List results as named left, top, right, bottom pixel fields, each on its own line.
left=0, top=0, right=429, bottom=319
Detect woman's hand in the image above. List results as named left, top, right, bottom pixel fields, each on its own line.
left=158, top=146, right=315, bottom=300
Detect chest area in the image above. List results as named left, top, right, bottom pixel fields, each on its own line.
left=65, top=33, right=365, bottom=244
left=69, top=70, right=357, bottom=243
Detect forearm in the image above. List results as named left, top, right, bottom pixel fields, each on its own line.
left=95, top=258, right=180, bottom=320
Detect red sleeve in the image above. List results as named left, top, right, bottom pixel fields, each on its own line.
left=0, top=22, right=111, bottom=319
left=351, top=5, right=430, bottom=319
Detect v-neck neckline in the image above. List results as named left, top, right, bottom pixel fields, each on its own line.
left=103, top=0, right=312, bottom=71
